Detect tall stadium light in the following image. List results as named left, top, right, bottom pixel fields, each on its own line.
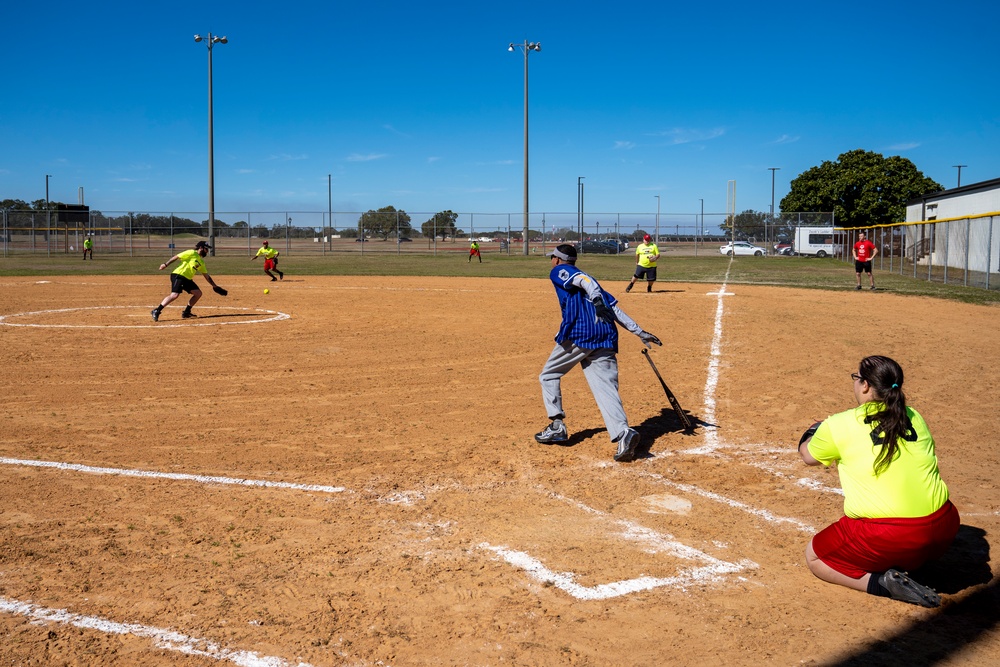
left=194, top=32, right=228, bottom=256
left=509, top=40, right=541, bottom=255
left=953, top=164, right=967, bottom=187
left=768, top=167, right=780, bottom=253
left=654, top=195, right=660, bottom=243
left=577, top=176, right=585, bottom=242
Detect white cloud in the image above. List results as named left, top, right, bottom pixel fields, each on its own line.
left=346, top=153, right=387, bottom=162
left=772, top=134, right=800, bottom=145
left=427, top=156, right=442, bottom=163
left=267, top=153, right=309, bottom=161
left=648, top=127, right=725, bottom=144
left=614, top=141, right=636, bottom=150
left=886, top=142, right=920, bottom=151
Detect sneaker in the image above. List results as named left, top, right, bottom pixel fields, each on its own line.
left=856, top=285, right=862, bottom=290
left=625, top=283, right=633, bottom=293
left=181, top=311, right=197, bottom=319
left=647, top=285, right=652, bottom=293
left=534, top=421, right=568, bottom=444
left=278, top=271, right=284, bottom=280
left=150, top=309, right=159, bottom=322
left=271, top=277, right=278, bottom=282
left=870, top=285, right=876, bottom=290
left=879, top=569, right=940, bottom=608
left=614, top=428, right=641, bottom=462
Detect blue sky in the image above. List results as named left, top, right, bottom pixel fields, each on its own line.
left=3, top=0, right=998, bottom=229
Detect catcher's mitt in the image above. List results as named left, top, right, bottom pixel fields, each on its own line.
left=213, top=286, right=228, bottom=296
left=798, top=421, right=823, bottom=448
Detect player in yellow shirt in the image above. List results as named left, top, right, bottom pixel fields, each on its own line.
left=82, top=237, right=94, bottom=260
left=625, top=234, right=659, bottom=293
left=151, top=240, right=227, bottom=321
left=798, top=355, right=959, bottom=607
left=251, top=240, right=283, bottom=281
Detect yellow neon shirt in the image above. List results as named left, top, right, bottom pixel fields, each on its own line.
left=255, top=246, right=278, bottom=259
left=171, top=249, right=208, bottom=280
left=807, top=404, right=949, bottom=519
left=635, top=242, right=659, bottom=268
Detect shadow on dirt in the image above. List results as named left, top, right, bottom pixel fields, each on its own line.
left=823, top=524, right=995, bottom=667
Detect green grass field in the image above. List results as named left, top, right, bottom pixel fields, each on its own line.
left=3, top=252, right=999, bottom=306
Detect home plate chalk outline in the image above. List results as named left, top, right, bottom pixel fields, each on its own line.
left=0, top=597, right=314, bottom=667
left=0, top=305, right=289, bottom=328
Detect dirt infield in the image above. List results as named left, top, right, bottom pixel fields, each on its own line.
left=0, top=274, right=997, bottom=666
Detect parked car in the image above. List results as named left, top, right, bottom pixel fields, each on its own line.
left=397, top=237, right=412, bottom=242
left=773, top=241, right=793, bottom=255
left=575, top=240, right=616, bottom=254
left=720, top=241, right=766, bottom=256
left=355, top=237, right=368, bottom=242
left=600, top=239, right=628, bottom=253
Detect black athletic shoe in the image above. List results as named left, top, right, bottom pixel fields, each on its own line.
left=856, top=285, right=862, bottom=290
left=625, top=283, right=633, bottom=293
left=150, top=309, right=160, bottom=322
left=614, top=428, right=641, bottom=462
left=879, top=569, right=941, bottom=608
left=181, top=311, right=197, bottom=319
left=535, top=421, right=568, bottom=444
left=278, top=271, right=284, bottom=280
left=271, top=277, right=278, bottom=281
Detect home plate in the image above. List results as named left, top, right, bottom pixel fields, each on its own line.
left=641, top=493, right=692, bottom=515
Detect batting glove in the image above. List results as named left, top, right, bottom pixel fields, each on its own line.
left=639, top=331, right=662, bottom=348
left=591, top=297, right=616, bottom=324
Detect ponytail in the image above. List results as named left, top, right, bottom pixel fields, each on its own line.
left=858, top=356, right=911, bottom=476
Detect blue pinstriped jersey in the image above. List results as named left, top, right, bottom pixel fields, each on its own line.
left=550, top=264, right=619, bottom=351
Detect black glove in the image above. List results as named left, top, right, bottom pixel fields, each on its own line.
left=639, top=331, right=662, bottom=348
left=592, top=297, right=615, bottom=323
left=798, top=421, right=823, bottom=448
left=213, top=286, right=228, bottom=296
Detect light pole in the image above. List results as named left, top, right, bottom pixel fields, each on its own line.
left=768, top=167, right=780, bottom=253
left=194, top=32, right=228, bottom=255
left=698, top=198, right=704, bottom=256
left=577, top=176, right=585, bottom=243
left=654, top=195, right=660, bottom=243
left=509, top=40, right=541, bottom=255
left=45, top=175, right=52, bottom=248
left=953, top=164, right=967, bottom=187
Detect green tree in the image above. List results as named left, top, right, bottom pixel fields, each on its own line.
left=359, top=206, right=412, bottom=240
left=421, top=210, right=458, bottom=241
left=720, top=210, right=768, bottom=241
left=780, top=149, right=941, bottom=228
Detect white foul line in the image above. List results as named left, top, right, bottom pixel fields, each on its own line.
left=0, top=596, right=313, bottom=667
left=689, top=264, right=734, bottom=454
left=0, top=458, right=347, bottom=494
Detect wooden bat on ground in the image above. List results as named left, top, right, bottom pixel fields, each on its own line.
left=641, top=348, right=694, bottom=433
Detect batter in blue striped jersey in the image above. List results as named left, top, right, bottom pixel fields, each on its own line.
left=536, top=244, right=663, bottom=462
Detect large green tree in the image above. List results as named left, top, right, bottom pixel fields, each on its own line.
left=720, top=209, right=768, bottom=241
left=780, top=149, right=941, bottom=228
left=421, top=210, right=458, bottom=241
left=359, top=206, right=411, bottom=240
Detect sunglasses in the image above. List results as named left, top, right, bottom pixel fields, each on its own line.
left=850, top=373, right=866, bottom=383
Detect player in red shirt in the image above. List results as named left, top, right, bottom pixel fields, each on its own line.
left=852, top=231, right=878, bottom=290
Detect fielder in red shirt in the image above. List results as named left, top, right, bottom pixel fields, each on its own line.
left=853, top=231, right=878, bottom=290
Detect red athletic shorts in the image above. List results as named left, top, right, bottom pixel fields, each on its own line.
left=812, top=500, right=959, bottom=579
left=264, top=258, right=276, bottom=271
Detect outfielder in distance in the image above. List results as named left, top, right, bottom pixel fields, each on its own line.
left=469, top=240, right=482, bottom=263
left=625, top=234, right=659, bottom=293
left=536, top=244, right=662, bottom=463
left=798, top=355, right=960, bottom=607
left=251, top=240, right=284, bottom=281
left=150, top=240, right=227, bottom=322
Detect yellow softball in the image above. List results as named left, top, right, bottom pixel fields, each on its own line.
left=264, top=289, right=270, bottom=294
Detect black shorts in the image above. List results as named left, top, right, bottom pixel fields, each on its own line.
left=855, top=260, right=873, bottom=274
left=633, top=266, right=657, bottom=281
left=169, top=273, right=200, bottom=294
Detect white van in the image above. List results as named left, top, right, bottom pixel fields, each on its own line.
left=793, top=226, right=843, bottom=257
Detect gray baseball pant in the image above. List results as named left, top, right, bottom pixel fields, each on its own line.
left=539, top=341, right=629, bottom=442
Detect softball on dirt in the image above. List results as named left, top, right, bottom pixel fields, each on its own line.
left=264, top=289, right=270, bottom=294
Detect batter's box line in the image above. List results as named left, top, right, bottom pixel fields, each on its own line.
left=0, top=457, right=348, bottom=495
left=479, top=543, right=753, bottom=600
left=0, top=595, right=315, bottom=667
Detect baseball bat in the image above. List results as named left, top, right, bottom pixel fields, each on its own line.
left=641, top=348, right=694, bottom=433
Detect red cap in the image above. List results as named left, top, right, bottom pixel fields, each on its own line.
left=643, top=234, right=652, bottom=242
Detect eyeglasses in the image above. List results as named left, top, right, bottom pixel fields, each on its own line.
left=850, top=373, right=865, bottom=383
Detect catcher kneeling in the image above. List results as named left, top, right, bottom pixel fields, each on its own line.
left=151, top=240, right=228, bottom=322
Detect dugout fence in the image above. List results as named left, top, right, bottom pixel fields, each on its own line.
left=834, top=213, right=1000, bottom=290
